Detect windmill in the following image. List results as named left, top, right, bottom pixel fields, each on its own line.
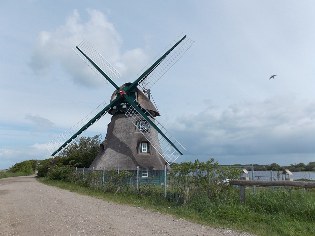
left=50, top=35, right=193, bottom=173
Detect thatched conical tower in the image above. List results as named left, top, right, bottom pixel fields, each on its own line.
left=90, top=84, right=166, bottom=171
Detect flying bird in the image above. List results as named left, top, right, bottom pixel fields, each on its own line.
left=269, top=74, right=277, bottom=80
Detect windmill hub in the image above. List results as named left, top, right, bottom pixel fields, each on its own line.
left=109, top=83, right=159, bottom=117
left=119, top=90, right=126, bottom=96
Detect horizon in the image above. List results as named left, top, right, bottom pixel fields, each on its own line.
left=3, top=158, right=314, bottom=171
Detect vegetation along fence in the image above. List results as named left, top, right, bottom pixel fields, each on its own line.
left=44, top=160, right=314, bottom=206
left=45, top=160, right=241, bottom=204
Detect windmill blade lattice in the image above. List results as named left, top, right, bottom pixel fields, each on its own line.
left=138, top=36, right=193, bottom=90
left=125, top=103, right=185, bottom=164
left=47, top=99, right=109, bottom=156
left=75, top=41, right=121, bottom=84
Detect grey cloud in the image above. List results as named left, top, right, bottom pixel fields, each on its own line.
left=25, top=114, right=54, bottom=131
left=171, top=96, right=315, bottom=158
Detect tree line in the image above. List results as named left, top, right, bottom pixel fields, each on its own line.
left=228, top=162, right=315, bottom=172
left=4, top=134, right=315, bottom=175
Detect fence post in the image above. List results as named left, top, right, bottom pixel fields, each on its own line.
left=240, top=185, right=245, bottom=203
left=251, top=164, right=256, bottom=194
left=136, top=166, right=139, bottom=191
left=102, top=168, right=105, bottom=185
left=164, top=164, right=167, bottom=198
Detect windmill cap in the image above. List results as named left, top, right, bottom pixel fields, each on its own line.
left=109, top=84, right=160, bottom=117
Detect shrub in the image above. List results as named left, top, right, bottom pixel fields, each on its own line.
left=47, top=166, right=74, bottom=181
left=60, top=135, right=102, bottom=168
left=169, top=159, right=240, bottom=203
left=9, top=160, right=37, bottom=175
left=37, top=159, right=53, bottom=177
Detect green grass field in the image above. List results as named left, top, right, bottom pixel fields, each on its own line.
left=39, top=178, right=315, bottom=236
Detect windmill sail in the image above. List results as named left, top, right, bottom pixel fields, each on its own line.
left=51, top=97, right=121, bottom=156
left=76, top=41, right=121, bottom=88
left=124, top=99, right=185, bottom=164
left=47, top=100, right=107, bottom=155
left=135, top=35, right=193, bottom=90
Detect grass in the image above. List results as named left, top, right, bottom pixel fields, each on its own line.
left=38, top=178, right=315, bottom=236
left=0, top=171, right=32, bottom=179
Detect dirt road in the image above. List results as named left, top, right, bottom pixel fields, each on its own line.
left=0, top=176, right=253, bottom=236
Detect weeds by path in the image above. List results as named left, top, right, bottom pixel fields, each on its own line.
left=39, top=178, right=315, bottom=236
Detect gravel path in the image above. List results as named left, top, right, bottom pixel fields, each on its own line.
left=0, top=176, right=253, bottom=236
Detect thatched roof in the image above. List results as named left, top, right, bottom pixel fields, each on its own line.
left=90, top=114, right=166, bottom=170
left=90, top=84, right=166, bottom=170
left=136, top=88, right=160, bottom=117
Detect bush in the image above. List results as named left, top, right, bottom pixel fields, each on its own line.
left=36, top=135, right=102, bottom=178
left=37, top=159, right=53, bottom=177
left=60, top=135, right=102, bottom=168
left=47, top=166, right=74, bottom=181
left=169, top=159, right=240, bottom=203
left=9, top=160, right=37, bottom=175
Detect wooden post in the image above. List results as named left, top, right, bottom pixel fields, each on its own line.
left=230, top=180, right=315, bottom=188
left=230, top=180, right=315, bottom=204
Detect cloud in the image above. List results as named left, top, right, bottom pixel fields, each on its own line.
left=29, top=9, right=149, bottom=87
left=172, top=96, right=315, bottom=158
left=0, top=146, right=44, bottom=169
left=25, top=114, right=54, bottom=131
left=0, top=138, right=56, bottom=168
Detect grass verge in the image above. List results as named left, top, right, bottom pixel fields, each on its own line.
left=38, top=178, right=315, bottom=236
left=0, top=171, right=32, bottom=179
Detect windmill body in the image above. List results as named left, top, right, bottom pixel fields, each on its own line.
left=90, top=84, right=166, bottom=170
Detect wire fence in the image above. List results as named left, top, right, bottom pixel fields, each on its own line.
left=72, top=167, right=169, bottom=197
left=75, top=167, right=166, bottom=187
left=48, top=164, right=314, bottom=206
left=67, top=165, right=240, bottom=204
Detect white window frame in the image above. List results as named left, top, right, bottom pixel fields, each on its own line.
left=140, top=142, right=148, bottom=153
left=142, top=169, right=149, bottom=178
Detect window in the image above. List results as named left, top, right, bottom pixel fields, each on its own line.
left=142, top=169, right=148, bottom=178
left=141, top=142, right=148, bottom=153
left=139, top=142, right=149, bottom=153
left=136, top=120, right=150, bottom=133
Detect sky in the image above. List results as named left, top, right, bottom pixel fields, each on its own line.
left=1, top=0, right=315, bottom=169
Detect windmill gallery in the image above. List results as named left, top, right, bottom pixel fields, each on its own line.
left=50, top=35, right=193, bottom=178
